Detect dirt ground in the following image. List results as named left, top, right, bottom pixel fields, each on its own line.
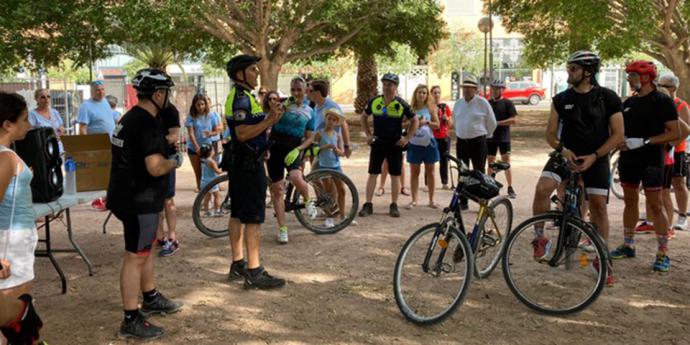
left=32, top=111, right=690, bottom=344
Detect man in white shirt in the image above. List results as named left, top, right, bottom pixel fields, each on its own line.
left=452, top=75, right=497, bottom=209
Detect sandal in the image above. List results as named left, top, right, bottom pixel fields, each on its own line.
left=406, top=201, right=417, bottom=210
left=375, top=187, right=385, bottom=197
left=400, top=187, right=410, bottom=196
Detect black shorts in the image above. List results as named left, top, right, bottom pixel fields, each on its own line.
left=229, top=156, right=267, bottom=224
left=618, top=157, right=664, bottom=192
left=165, top=170, right=176, bottom=198
left=487, top=141, right=511, bottom=156
left=368, top=139, right=404, bottom=176
left=114, top=212, right=160, bottom=254
left=663, top=164, right=673, bottom=189
left=673, top=152, right=686, bottom=177
left=267, top=143, right=303, bottom=183
left=541, top=154, right=610, bottom=198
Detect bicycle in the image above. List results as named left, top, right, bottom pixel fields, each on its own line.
left=192, top=145, right=359, bottom=237
left=393, top=161, right=513, bottom=325
left=501, top=151, right=609, bottom=315
left=609, top=149, right=623, bottom=200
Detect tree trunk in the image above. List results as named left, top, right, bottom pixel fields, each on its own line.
left=354, top=53, right=378, bottom=113
left=657, top=46, right=690, bottom=101
left=258, top=59, right=282, bottom=91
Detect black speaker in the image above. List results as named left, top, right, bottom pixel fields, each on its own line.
left=14, top=127, right=64, bottom=202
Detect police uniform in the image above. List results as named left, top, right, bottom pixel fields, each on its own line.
left=225, top=84, right=269, bottom=224
left=364, top=95, right=416, bottom=176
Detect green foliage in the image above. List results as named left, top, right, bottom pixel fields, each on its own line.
left=283, top=56, right=355, bottom=81
left=492, top=0, right=657, bottom=67
left=376, top=44, right=419, bottom=75
left=46, top=60, right=90, bottom=84
left=430, top=30, right=484, bottom=77
left=346, top=0, right=448, bottom=60
left=0, top=1, right=111, bottom=71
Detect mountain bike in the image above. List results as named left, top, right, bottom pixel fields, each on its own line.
left=192, top=145, right=359, bottom=237
left=393, top=161, right=513, bottom=325
left=502, top=151, right=609, bottom=315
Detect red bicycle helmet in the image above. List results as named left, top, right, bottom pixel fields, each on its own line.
left=625, top=60, right=657, bottom=81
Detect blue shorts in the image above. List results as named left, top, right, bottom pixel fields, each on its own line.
left=407, top=141, right=440, bottom=164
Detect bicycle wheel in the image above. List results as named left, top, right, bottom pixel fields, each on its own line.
left=293, top=169, right=359, bottom=234
left=447, top=155, right=461, bottom=188
left=474, top=197, right=513, bottom=278
left=501, top=213, right=607, bottom=315
left=192, top=174, right=230, bottom=238
left=393, top=222, right=474, bottom=325
left=610, top=154, right=623, bottom=200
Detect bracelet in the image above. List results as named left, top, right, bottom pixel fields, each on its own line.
left=344, top=144, right=350, bottom=149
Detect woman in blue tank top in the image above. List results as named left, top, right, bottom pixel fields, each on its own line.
left=406, top=85, right=441, bottom=209
left=0, top=92, right=37, bottom=298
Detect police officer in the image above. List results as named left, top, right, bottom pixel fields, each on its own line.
left=359, top=73, right=418, bottom=218
left=224, top=55, right=286, bottom=289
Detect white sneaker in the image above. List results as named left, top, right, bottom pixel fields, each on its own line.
left=306, top=200, right=318, bottom=219
left=349, top=219, right=359, bottom=226
left=674, top=216, right=688, bottom=231
left=324, top=218, right=335, bottom=228
left=277, top=227, right=289, bottom=244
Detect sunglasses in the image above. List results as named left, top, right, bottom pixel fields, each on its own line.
left=290, top=88, right=303, bottom=92
left=259, top=91, right=267, bottom=96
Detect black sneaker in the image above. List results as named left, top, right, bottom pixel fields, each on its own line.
left=228, top=260, right=248, bottom=281
left=140, top=293, right=183, bottom=316
left=118, top=312, right=164, bottom=340
left=507, top=186, right=517, bottom=199
left=358, top=202, right=373, bottom=217
left=389, top=203, right=400, bottom=218
left=244, top=267, right=286, bottom=290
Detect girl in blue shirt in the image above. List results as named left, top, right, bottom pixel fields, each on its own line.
left=315, top=108, right=348, bottom=228
left=185, top=94, right=221, bottom=192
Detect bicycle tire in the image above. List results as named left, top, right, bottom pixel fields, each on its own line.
left=393, top=223, right=474, bottom=325
left=501, top=212, right=607, bottom=315
left=447, top=155, right=461, bottom=188
left=293, top=169, right=359, bottom=234
left=193, top=174, right=230, bottom=238
left=610, top=155, right=623, bottom=200
left=474, top=196, right=513, bottom=279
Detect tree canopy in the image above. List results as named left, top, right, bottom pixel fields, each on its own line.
left=493, top=0, right=690, bottom=98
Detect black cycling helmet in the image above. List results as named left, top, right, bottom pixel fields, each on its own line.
left=490, top=79, right=506, bottom=88
left=226, top=54, right=261, bottom=81
left=381, top=73, right=399, bottom=85
left=131, top=68, right=174, bottom=95
left=567, top=50, right=601, bottom=74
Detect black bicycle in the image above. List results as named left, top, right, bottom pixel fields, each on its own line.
left=192, top=145, right=359, bottom=237
left=502, top=151, right=609, bottom=315
left=393, top=161, right=513, bottom=325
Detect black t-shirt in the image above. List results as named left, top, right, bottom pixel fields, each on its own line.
left=553, top=86, right=622, bottom=156
left=488, top=98, right=517, bottom=142
left=364, top=95, right=416, bottom=141
left=160, top=104, right=180, bottom=155
left=106, top=106, right=168, bottom=215
left=621, top=90, right=678, bottom=166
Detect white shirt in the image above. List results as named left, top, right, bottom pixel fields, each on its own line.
left=453, top=95, right=497, bottom=139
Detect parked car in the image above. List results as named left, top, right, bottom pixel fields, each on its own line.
left=484, top=81, right=545, bottom=105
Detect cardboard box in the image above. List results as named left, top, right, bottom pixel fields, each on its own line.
left=61, top=134, right=111, bottom=192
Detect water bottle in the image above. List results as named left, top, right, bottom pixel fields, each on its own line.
left=64, top=156, right=77, bottom=195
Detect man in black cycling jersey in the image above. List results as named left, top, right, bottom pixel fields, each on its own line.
left=531, top=51, right=624, bottom=286
left=487, top=79, right=518, bottom=198
left=610, top=60, right=682, bottom=273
